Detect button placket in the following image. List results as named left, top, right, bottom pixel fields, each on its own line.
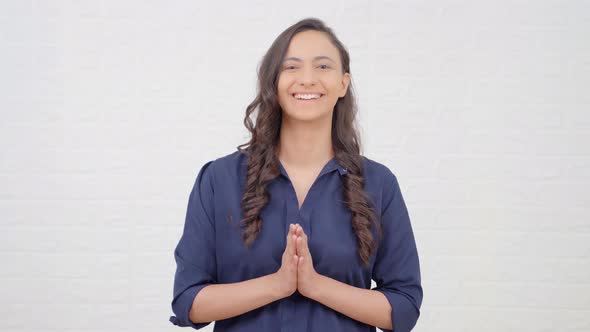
left=282, top=180, right=299, bottom=331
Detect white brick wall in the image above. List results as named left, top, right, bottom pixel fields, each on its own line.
left=1, top=1, right=588, bottom=331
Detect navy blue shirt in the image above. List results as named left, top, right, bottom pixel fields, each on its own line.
left=169, top=150, right=422, bottom=332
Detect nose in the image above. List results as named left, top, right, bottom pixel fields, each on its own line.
left=296, top=65, right=317, bottom=86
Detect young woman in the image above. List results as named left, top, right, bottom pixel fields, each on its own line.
left=170, top=17, right=423, bottom=332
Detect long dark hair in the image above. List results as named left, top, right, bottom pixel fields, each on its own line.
left=236, top=17, right=381, bottom=268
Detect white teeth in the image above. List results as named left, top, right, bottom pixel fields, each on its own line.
left=294, top=93, right=322, bottom=100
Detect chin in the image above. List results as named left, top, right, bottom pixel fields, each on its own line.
left=283, top=109, right=332, bottom=122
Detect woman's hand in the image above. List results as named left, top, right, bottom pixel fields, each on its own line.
left=294, top=224, right=320, bottom=298
left=273, top=223, right=299, bottom=299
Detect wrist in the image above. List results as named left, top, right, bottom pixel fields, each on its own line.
left=268, top=273, right=288, bottom=300
left=306, top=272, right=324, bottom=301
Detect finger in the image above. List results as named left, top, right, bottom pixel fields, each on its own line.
left=291, top=233, right=298, bottom=256
left=286, top=224, right=293, bottom=253
left=290, top=225, right=299, bottom=257
left=294, top=225, right=302, bottom=255
left=296, top=226, right=309, bottom=256
left=286, top=224, right=291, bottom=246
left=296, top=235, right=306, bottom=258
left=302, top=229, right=309, bottom=252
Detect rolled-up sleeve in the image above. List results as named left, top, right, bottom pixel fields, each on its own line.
left=169, top=160, right=217, bottom=329
left=372, top=172, right=423, bottom=332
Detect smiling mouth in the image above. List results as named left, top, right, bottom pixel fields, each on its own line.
left=291, top=94, right=325, bottom=102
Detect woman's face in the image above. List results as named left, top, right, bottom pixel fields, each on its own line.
left=277, top=30, right=350, bottom=123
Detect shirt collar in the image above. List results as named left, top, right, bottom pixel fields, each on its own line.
left=277, top=156, right=348, bottom=180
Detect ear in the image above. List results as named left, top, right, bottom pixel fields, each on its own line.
left=339, top=72, right=351, bottom=98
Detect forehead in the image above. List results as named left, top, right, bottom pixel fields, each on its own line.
left=284, top=30, right=339, bottom=61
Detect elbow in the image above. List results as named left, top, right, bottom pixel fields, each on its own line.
left=188, top=301, right=199, bottom=324
left=376, top=289, right=421, bottom=332
left=378, top=298, right=393, bottom=331
left=189, top=290, right=212, bottom=325
left=170, top=284, right=213, bottom=329
left=189, top=304, right=206, bottom=324
left=381, top=313, right=393, bottom=331
left=391, top=296, right=420, bottom=332
left=188, top=284, right=213, bottom=324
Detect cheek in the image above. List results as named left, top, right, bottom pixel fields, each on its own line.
left=277, top=79, right=290, bottom=96
left=276, top=83, right=291, bottom=108
left=327, top=77, right=343, bottom=90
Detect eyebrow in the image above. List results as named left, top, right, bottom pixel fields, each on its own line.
left=283, top=55, right=336, bottom=63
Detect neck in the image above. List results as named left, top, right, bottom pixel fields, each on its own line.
left=276, top=116, right=334, bottom=168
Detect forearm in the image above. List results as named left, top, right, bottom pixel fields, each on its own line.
left=309, top=274, right=392, bottom=330
left=190, top=273, right=284, bottom=323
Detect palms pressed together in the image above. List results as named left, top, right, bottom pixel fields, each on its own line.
left=276, top=223, right=320, bottom=298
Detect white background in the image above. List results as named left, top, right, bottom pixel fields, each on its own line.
left=1, top=1, right=589, bottom=331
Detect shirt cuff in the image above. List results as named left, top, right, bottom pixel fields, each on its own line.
left=170, top=284, right=212, bottom=330
left=375, top=289, right=420, bottom=332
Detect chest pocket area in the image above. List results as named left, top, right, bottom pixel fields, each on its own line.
left=216, top=212, right=284, bottom=282
left=309, top=200, right=362, bottom=280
